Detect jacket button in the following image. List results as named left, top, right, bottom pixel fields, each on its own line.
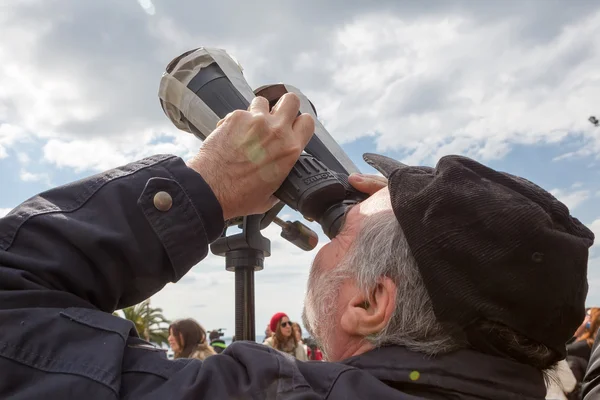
left=153, top=191, right=173, bottom=212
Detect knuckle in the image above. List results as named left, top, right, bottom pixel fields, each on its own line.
left=271, top=124, right=288, bottom=138
left=230, top=109, right=247, bottom=120
left=256, top=96, right=269, bottom=106
left=286, top=142, right=303, bottom=155
left=249, top=113, right=269, bottom=128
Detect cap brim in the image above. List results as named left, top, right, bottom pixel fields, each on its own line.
left=363, top=153, right=407, bottom=178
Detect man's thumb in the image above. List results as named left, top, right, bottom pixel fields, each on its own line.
left=348, top=173, right=388, bottom=196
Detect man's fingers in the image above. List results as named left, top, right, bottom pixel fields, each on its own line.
left=292, top=113, right=315, bottom=148
left=249, top=96, right=270, bottom=114
left=348, top=173, right=388, bottom=195
left=272, top=93, right=301, bottom=123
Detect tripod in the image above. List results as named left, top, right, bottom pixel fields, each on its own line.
left=210, top=214, right=271, bottom=341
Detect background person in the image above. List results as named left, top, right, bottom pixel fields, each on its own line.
left=292, top=322, right=308, bottom=356
left=209, top=330, right=227, bottom=354
left=168, top=319, right=216, bottom=360
left=572, top=308, right=592, bottom=342
left=265, top=324, right=274, bottom=339
left=263, top=313, right=308, bottom=361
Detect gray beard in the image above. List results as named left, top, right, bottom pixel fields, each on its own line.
left=302, top=264, right=346, bottom=361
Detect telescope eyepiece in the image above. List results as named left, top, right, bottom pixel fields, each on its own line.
left=319, top=201, right=356, bottom=239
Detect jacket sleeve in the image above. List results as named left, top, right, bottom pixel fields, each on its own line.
left=0, top=155, right=225, bottom=312
left=567, top=354, right=588, bottom=384
left=582, top=332, right=600, bottom=399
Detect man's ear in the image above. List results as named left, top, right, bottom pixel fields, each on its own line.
left=339, top=277, right=397, bottom=337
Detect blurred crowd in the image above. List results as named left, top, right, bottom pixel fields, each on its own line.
left=167, top=312, right=323, bottom=363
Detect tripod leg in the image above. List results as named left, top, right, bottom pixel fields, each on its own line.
left=235, top=268, right=255, bottom=341
left=216, top=214, right=267, bottom=344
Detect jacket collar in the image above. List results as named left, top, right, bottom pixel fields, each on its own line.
left=340, top=345, right=547, bottom=399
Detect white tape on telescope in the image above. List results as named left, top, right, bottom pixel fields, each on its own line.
left=158, top=47, right=255, bottom=139
left=160, top=48, right=359, bottom=175
left=208, top=48, right=256, bottom=103
left=159, top=74, right=220, bottom=138
left=159, top=50, right=219, bottom=138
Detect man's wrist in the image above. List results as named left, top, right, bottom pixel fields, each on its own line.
left=159, top=157, right=226, bottom=242
left=186, top=154, right=232, bottom=221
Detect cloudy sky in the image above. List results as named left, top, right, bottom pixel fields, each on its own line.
left=1, top=0, right=600, bottom=338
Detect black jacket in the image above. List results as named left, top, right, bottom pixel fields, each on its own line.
left=582, top=331, right=600, bottom=399
left=567, top=339, right=591, bottom=399
left=0, top=155, right=549, bottom=399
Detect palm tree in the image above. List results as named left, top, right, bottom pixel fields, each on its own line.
left=115, top=299, right=170, bottom=346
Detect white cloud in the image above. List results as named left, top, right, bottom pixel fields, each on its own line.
left=298, top=11, right=600, bottom=164
left=0, top=16, right=101, bottom=140
left=42, top=129, right=201, bottom=172
left=591, top=219, right=600, bottom=234
left=586, top=254, right=600, bottom=306
left=136, top=0, right=156, bottom=16
left=550, top=188, right=591, bottom=210
left=19, top=169, right=52, bottom=186
left=19, top=170, right=40, bottom=182
left=17, top=152, right=31, bottom=165
left=0, top=3, right=598, bottom=171
left=0, top=124, right=27, bottom=159
left=590, top=219, right=600, bottom=249
left=0, top=208, right=12, bottom=217
left=0, top=2, right=182, bottom=164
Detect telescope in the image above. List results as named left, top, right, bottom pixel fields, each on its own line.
left=158, top=47, right=367, bottom=341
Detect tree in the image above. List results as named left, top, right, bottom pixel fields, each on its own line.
left=116, top=299, right=170, bottom=346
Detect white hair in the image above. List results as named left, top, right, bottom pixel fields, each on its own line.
left=338, top=210, right=459, bottom=355
left=339, top=210, right=559, bottom=373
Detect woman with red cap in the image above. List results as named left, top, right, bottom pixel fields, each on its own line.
left=263, top=312, right=308, bottom=361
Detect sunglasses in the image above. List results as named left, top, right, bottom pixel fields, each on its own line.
left=280, top=321, right=292, bottom=328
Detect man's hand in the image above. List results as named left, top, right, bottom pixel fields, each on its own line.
left=348, top=173, right=388, bottom=196
left=187, top=93, right=314, bottom=220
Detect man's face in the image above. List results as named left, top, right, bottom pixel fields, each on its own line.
left=302, top=187, right=393, bottom=361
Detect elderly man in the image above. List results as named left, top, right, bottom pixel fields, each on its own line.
left=0, top=93, right=595, bottom=399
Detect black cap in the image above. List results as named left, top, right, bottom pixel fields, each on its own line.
left=363, top=153, right=594, bottom=360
